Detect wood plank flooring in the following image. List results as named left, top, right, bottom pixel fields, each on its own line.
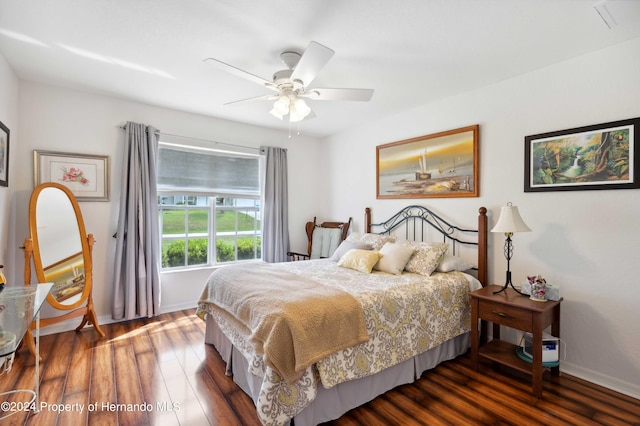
left=0, top=309, right=638, bottom=425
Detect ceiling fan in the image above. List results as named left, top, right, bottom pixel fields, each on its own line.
left=204, top=41, right=374, bottom=123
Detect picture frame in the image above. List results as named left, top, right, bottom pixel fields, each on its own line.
left=34, top=150, right=110, bottom=201
left=377, top=124, right=479, bottom=199
left=525, top=117, right=640, bottom=192
left=0, top=120, right=9, bottom=187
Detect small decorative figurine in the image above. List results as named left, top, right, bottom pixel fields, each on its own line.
left=0, top=265, right=5, bottom=293
left=527, top=274, right=547, bottom=302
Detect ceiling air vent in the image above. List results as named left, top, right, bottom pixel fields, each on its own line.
left=593, top=0, right=640, bottom=29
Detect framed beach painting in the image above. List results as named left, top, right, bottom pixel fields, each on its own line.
left=525, top=117, right=639, bottom=192
left=0, top=120, right=9, bottom=187
left=34, top=150, right=110, bottom=201
left=377, top=125, right=479, bottom=199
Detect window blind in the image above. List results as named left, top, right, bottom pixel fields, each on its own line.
left=157, top=146, right=261, bottom=197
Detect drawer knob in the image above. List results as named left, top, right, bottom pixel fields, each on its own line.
left=493, top=311, right=511, bottom=318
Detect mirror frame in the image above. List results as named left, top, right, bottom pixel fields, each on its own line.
left=22, top=182, right=104, bottom=359
left=28, top=182, right=94, bottom=310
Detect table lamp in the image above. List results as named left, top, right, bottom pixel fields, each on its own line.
left=491, top=202, right=531, bottom=294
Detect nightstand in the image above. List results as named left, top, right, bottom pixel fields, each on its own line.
left=470, top=285, right=562, bottom=397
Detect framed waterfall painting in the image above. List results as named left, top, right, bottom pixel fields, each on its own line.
left=376, top=125, right=479, bottom=199
left=525, top=117, right=640, bottom=192
left=0, top=120, right=9, bottom=187
left=34, top=150, right=110, bottom=201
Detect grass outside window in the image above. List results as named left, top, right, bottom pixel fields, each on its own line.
left=161, top=206, right=261, bottom=268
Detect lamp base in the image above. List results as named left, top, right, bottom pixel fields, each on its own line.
left=493, top=270, right=525, bottom=295
left=493, top=280, right=525, bottom=295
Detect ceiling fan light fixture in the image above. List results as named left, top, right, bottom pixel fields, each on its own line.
left=207, top=41, right=373, bottom=128
left=289, top=111, right=304, bottom=122
left=289, top=97, right=311, bottom=122
left=269, top=108, right=284, bottom=120
left=272, top=95, right=290, bottom=115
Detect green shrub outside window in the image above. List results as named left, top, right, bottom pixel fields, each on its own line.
left=162, top=237, right=262, bottom=267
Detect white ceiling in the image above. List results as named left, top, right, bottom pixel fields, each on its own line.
left=1, top=0, right=640, bottom=138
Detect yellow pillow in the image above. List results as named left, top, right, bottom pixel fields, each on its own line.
left=337, top=249, right=383, bottom=274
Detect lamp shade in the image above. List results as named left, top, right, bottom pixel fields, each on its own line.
left=491, top=202, right=531, bottom=233
left=271, top=93, right=312, bottom=122
left=273, top=95, right=290, bottom=115
left=269, top=108, right=284, bottom=120
left=289, top=97, right=311, bottom=122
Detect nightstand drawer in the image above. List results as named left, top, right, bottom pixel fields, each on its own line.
left=479, top=300, right=532, bottom=331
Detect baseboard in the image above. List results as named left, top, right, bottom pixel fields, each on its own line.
left=37, top=314, right=120, bottom=336
left=37, top=302, right=199, bottom=336
left=159, top=301, right=200, bottom=315
left=561, top=361, right=640, bottom=400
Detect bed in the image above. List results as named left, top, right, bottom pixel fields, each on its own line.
left=197, top=205, right=488, bottom=425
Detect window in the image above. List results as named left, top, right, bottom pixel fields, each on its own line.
left=157, top=142, right=262, bottom=269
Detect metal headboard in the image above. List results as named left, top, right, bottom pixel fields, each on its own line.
left=365, top=205, right=488, bottom=286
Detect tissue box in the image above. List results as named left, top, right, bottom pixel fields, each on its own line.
left=520, top=282, right=561, bottom=301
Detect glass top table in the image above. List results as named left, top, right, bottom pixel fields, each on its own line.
left=0, top=284, right=52, bottom=360
left=0, top=283, right=52, bottom=420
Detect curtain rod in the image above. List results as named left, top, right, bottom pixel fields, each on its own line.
left=116, top=125, right=260, bottom=152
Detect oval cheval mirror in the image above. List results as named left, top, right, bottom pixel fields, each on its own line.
left=22, top=182, right=104, bottom=356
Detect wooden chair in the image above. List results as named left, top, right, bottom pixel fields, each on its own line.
left=288, top=217, right=352, bottom=261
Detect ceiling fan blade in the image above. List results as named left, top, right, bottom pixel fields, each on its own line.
left=289, top=41, right=335, bottom=87
left=302, top=88, right=374, bottom=102
left=204, top=58, right=277, bottom=91
left=224, top=94, right=279, bottom=106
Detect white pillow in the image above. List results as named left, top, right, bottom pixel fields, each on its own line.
left=330, top=240, right=372, bottom=261
left=436, top=254, right=474, bottom=272
left=373, top=242, right=416, bottom=275
left=345, top=232, right=397, bottom=251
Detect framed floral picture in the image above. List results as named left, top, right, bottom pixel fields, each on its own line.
left=34, top=150, right=110, bottom=201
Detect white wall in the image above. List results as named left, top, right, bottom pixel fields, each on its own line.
left=0, top=53, right=19, bottom=268
left=323, top=36, right=640, bottom=398
left=6, top=80, right=324, bottom=328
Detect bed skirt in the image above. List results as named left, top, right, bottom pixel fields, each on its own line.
left=205, top=314, right=470, bottom=426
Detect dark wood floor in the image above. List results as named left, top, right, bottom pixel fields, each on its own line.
left=1, top=309, right=638, bottom=425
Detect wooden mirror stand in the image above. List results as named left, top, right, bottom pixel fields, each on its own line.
left=22, top=183, right=104, bottom=357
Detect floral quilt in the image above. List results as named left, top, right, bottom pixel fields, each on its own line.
left=196, top=259, right=477, bottom=426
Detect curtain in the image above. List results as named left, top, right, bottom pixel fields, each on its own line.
left=113, top=121, right=161, bottom=320
left=261, top=146, right=290, bottom=263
